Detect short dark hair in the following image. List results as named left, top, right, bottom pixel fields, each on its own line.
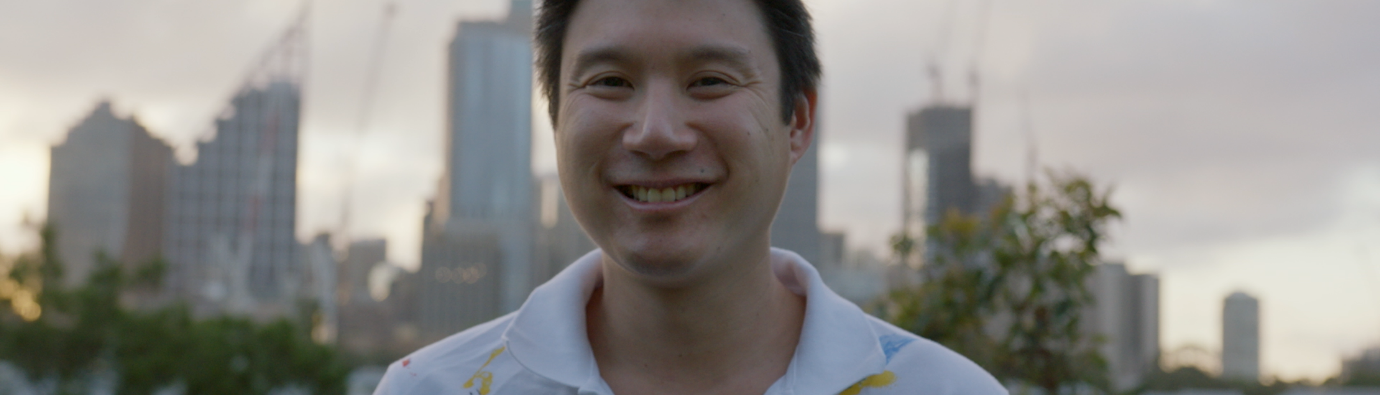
left=534, top=0, right=821, bottom=124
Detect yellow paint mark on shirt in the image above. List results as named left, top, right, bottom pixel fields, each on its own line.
left=838, top=371, right=897, bottom=395
left=463, top=346, right=506, bottom=395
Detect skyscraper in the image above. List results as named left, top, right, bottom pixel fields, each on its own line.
left=1222, top=291, right=1261, bottom=382
left=47, top=101, right=173, bottom=287
left=1085, top=262, right=1161, bottom=391
left=533, top=175, right=597, bottom=286
left=417, top=0, right=534, bottom=340
left=162, top=18, right=305, bottom=318
left=902, top=106, right=974, bottom=266
left=772, top=132, right=821, bottom=266
left=164, top=80, right=301, bottom=317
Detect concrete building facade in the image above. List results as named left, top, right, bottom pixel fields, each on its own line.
left=1222, top=291, right=1261, bottom=382
left=163, top=80, right=301, bottom=317
left=417, top=0, right=535, bottom=340
left=1085, top=262, right=1161, bottom=391
left=771, top=136, right=821, bottom=266
left=47, top=101, right=173, bottom=287
left=904, top=106, right=976, bottom=232
left=534, top=176, right=597, bottom=287
left=902, top=106, right=976, bottom=267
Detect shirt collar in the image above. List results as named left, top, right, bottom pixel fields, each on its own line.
left=502, top=248, right=887, bottom=393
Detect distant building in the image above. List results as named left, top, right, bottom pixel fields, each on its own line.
left=340, top=239, right=387, bottom=306
left=1085, top=262, right=1161, bottom=391
left=816, top=234, right=888, bottom=306
left=900, top=105, right=1013, bottom=270
left=47, top=101, right=173, bottom=288
left=819, top=231, right=847, bottom=269
left=163, top=79, right=301, bottom=318
left=772, top=133, right=821, bottom=266
left=903, top=106, right=974, bottom=237
left=1222, top=291, right=1261, bottom=382
left=300, top=233, right=338, bottom=343
left=418, top=202, right=505, bottom=342
left=335, top=248, right=418, bottom=357
left=533, top=176, right=597, bottom=286
left=417, top=0, right=534, bottom=341
left=337, top=239, right=396, bottom=355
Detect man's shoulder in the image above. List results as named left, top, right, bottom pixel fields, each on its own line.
left=373, top=312, right=551, bottom=395
left=854, top=315, right=1008, bottom=395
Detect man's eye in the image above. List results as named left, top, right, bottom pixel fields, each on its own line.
left=591, top=76, right=631, bottom=88
left=690, top=77, right=729, bottom=87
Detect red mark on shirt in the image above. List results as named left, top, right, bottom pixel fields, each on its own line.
left=402, top=359, right=411, bottom=368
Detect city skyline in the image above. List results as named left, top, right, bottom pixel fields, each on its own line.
left=1, top=0, right=1378, bottom=381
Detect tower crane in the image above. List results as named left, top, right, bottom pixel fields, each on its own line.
left=339, top=1, right=399, bottom=246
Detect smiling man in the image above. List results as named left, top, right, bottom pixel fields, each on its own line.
left=375, top=0, right=1005, bottom=394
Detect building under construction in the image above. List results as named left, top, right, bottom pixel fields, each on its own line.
left=163, top=18, right=307, bottom=319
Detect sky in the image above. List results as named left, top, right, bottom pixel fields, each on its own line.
left=1, top=0, right=1378, bottom=382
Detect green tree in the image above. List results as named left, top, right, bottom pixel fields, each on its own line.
left=877, top=170, right=1120, bottom=393
left=0, top=224, right=351, bottom=394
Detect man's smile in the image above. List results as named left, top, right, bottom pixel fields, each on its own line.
left=615, top=182, right=712, bottom=205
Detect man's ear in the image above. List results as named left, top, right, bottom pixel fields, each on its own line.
left=787, top=89, right=817, bottom=166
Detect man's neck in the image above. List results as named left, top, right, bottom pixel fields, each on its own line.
left=586, top=248, right=807, bottom=395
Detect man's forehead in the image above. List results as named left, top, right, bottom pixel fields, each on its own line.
left=563, top=0, right=770, bottom=54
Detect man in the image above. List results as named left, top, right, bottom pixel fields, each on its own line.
left=375, top=0, right=1006, bottom=393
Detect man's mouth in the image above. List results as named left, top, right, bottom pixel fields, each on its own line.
left=616, top=183, right=709, bottom=203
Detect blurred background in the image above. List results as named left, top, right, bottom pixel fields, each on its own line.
left=0, top=0, right=1377, bottom=393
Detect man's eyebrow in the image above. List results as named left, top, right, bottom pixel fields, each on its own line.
left=680, top=45, right=755, bottom=76
left=569, top=46, right=631, bottom=82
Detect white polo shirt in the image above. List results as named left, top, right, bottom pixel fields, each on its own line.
left=374, top=248, right=1007, bottom=395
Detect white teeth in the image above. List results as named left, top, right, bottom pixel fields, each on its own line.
left=628, top=184, right=702, bottom=203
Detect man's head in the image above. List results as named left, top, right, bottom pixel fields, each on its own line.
left=539, top=0, right=820, bottom=283
left=536, top=0, right=820, bottom=124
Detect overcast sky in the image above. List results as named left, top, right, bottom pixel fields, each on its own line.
left=1, top=0, right=1377, bottom=381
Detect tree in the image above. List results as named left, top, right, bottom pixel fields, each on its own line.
left=0, top=224, right=351, bottom=394
left=877, top=170, right=1120, bottom=393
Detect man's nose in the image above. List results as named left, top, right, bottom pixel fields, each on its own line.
left=623, top=82, right=697, bottom=161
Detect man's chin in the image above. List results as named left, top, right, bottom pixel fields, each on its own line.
left=603, top=244, right=708, bottom=283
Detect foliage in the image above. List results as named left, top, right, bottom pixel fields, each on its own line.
left=877, top=170, right=1120, bottom=393
left=0, top=224, right=351, bottom=394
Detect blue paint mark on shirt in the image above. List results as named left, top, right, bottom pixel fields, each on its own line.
left=880, top=334, right=916, bottom=363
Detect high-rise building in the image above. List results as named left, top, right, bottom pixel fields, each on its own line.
left=417, top=0, right=534, bottom=341
left=163, top=79, right=302, bottom=317
left=818, top=231, right=847, bottom=269
left=1222, top=291, right=1261, bottom=382
left=419, top=202, right=505, bottom=342
left=772, top=137, right=821, bottom=266
left=47, top=101, right=173, bottom=288
left=902, top=106, right=974, bottom=266
left=336, top=239, right=413, bottom=356
left=1085, top=262, right=1161, bottom=391
left=903, top=106, right=975, bottom=228
left=300, top=233, right=338, bottom=343
left=534, top=176, right=597, bottom=286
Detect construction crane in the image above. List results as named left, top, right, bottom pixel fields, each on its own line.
left=338, top=1, right=399, bottom=246
left=925, top=0, right=995, bottom=105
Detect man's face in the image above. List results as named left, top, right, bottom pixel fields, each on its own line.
left=555, top=0, right=814, bottom=280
